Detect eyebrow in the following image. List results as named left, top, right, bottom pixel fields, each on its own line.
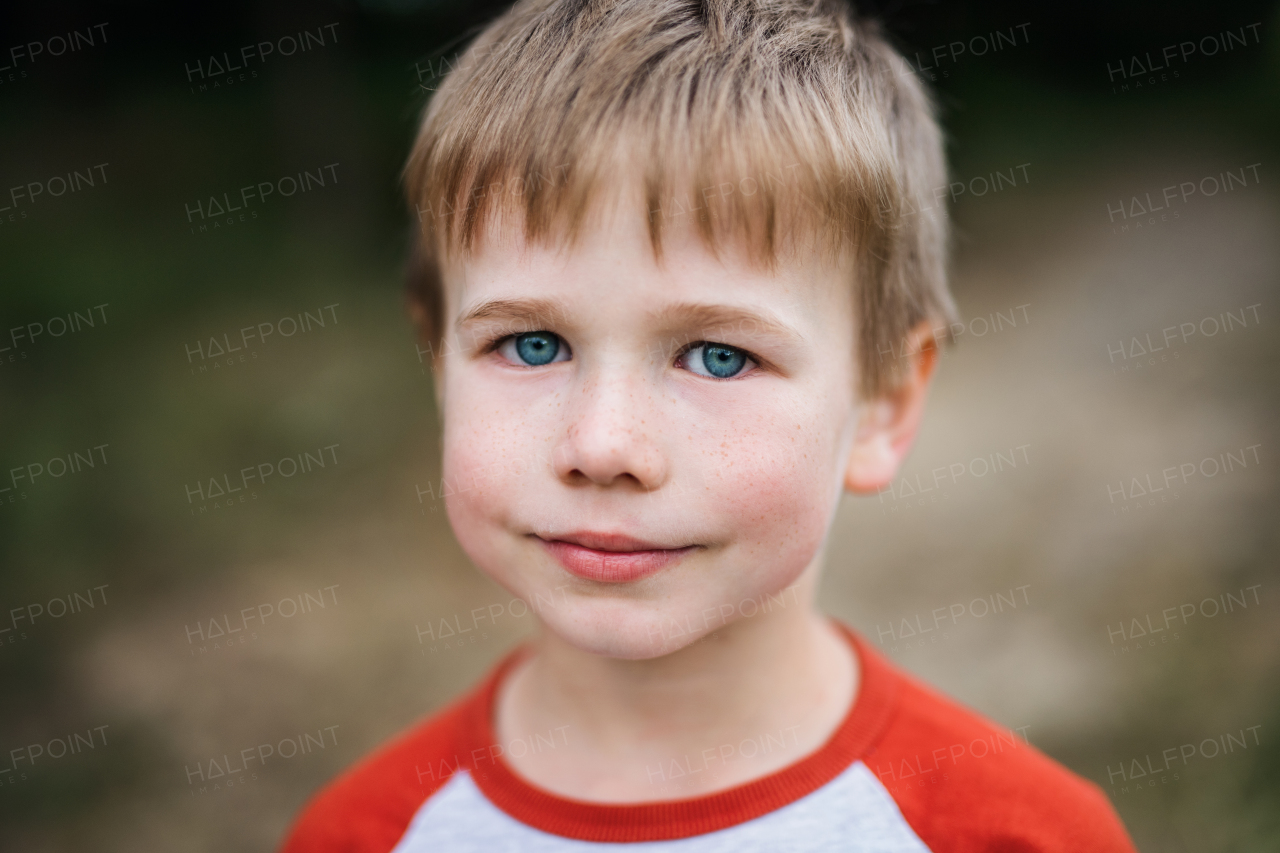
left=454, top=297, right=803, bottom=345
left=455, top=297, right=567, bottom=332
left=648, top=303, right=803, bottom=345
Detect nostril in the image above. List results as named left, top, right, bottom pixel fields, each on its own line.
left=564, top=466, right=646, bottom=488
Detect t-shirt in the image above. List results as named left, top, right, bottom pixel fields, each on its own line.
left=279, top=623, right=1137, bottom=852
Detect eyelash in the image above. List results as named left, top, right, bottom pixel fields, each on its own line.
left=483, top=333, right=761, bottom=379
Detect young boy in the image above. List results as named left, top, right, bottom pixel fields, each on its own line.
left=282, top=1, right=1136, bottom=850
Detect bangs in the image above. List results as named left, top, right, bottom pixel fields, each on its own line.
left=404, top=0, right=955, bottom=396
left=407, top=1, right=903, bottom=264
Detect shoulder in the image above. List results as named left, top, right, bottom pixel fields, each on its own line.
left=866, top=657, right=1136, bottom=853
left=277, top=669, right=495, bottom=853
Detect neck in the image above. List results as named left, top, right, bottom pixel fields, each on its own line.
left=493, top=564, right=858, bottom=801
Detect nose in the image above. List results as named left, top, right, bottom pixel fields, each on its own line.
left=552, top=370, right=669, bottom=490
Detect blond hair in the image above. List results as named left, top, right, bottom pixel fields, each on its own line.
left=404, top=0, right=957, bottom=396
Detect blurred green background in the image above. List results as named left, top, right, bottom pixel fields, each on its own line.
left=1, top=1, right=1277, bottom=850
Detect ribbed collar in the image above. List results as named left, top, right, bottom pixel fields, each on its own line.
left=464, top=621, right=900, bottom=842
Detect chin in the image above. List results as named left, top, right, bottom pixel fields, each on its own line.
left=538, top=597, right=710, bottom=660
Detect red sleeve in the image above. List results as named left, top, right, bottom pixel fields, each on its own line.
left=277, top=680, right=487, bottom=853
left=864, top=661, right=1136, bottom=853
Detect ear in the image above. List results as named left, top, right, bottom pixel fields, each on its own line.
left=844, top=320, right=940, bottom=494
left=404, top=232, right=449, bottom=416
left=406, top=295, right=448, bottom=418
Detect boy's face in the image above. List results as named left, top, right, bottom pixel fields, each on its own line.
left=434, top=201, right=905, bottom=659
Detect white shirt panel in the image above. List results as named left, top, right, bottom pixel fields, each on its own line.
left=390, top=760, right=932, bottom=852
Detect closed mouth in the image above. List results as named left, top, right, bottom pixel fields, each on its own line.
left=534, top=532, right=697, bottom=583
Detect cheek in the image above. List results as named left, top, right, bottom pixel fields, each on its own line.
left=696, top=400, right=843, bottom=564
left=441, top=423, right=536, bottom=600
left=439, top=380, right=529, bottom=545
left=439, top=371, right=565, bottom=571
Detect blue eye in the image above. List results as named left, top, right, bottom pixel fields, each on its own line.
left=500, top=331, right=568, bottom=366
left=516, top=332, right=558, bottom=365
left=682, top=343, right=752, bottom=379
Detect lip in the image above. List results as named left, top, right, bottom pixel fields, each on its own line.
left=535, top=532, right=697, bottom=583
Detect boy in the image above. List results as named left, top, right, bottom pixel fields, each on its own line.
left=282, top=1, right=1137, bottom=850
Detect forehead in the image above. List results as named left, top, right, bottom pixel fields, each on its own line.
left=441, top=193, right=856, bottom=337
